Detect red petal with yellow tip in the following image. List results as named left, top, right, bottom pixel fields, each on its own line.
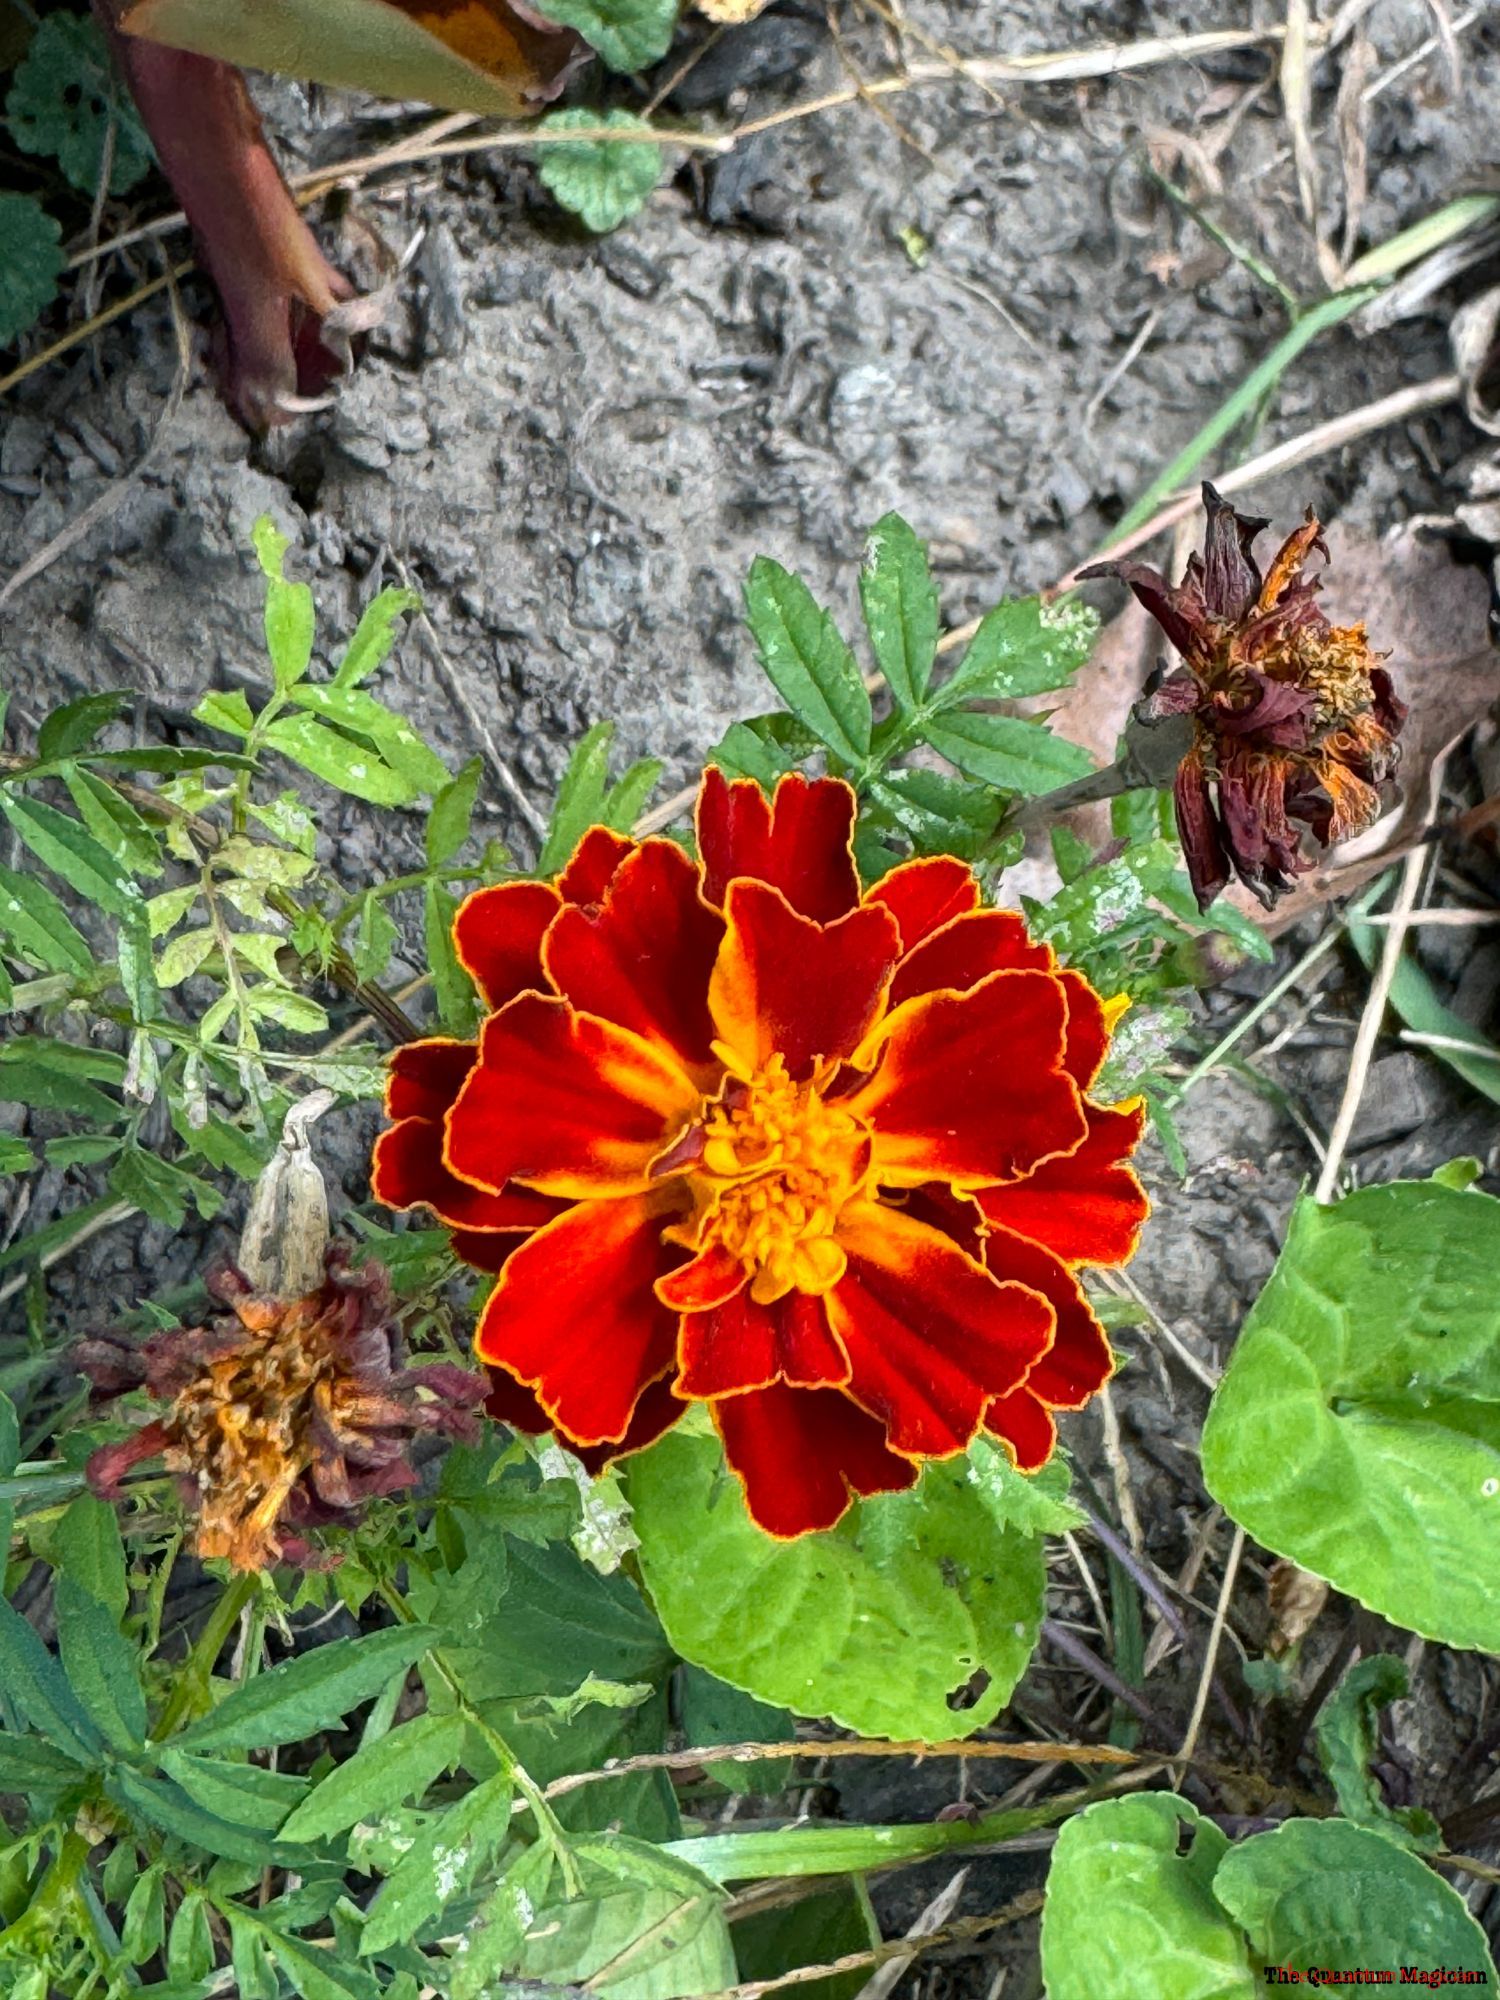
left=386, top=1037, right=477, bottom=1122
left=983, top=1388, right=1057, bottom=1472
left=981, top=1222, right=1112, bottom=1409
left=715, top=1382, right=917, bottom=1537
left=852, top=972, right=1084, bottom=1188
left=867, top=855, right=980, bottom=954
left=976, top=1101, right=1148, bottom=1267
left=826, top=1202, right=1053, bottom=1457
left=708, top=880, right=900, bottom=1079
left=656, top=1242, right=747, bottom=1316
left=675, top=1289, right=848, bottom=1398
left=544, top=840, right=724, bottom=1073
left=558, top=826, right=635, bottom=908
left=452, top=880, right=560, bottom=1011
left=697, top=768, right=860, bottom=921
left=887, top=908, right=1053, bottom=1013
left=372, top=1116, right=563, bottom=1232
left=476, top=1194, right=681, bottom=1446
left=447, top=995, right=701, bottom=1199
left=485, top=1363, right=686, bottom=1470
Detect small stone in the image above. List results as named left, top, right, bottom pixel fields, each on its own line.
left=1349, top=1052, right=1448, bottom=1150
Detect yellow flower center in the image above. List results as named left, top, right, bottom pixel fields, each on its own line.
left=683, top=1053, right=871, bottom=1305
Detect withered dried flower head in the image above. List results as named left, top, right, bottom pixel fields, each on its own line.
left=74, top=1249, right=486, bottom=1571
left=1083, top=483, right=1407, bottom=910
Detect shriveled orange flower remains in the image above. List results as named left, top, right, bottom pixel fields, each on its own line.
left=373, top=771, right=1148, bottom=1538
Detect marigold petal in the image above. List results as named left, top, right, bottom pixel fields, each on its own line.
left=1059, top=969, right=1113, bottom=1091
left=544, top=840, right=724, bottom=1074
left=867, top=856, right=979, bottom=954
left=656, top=1242, right=747, bottom=1316
left=887, top=908, right=1053, bottom=1013
left=697, top=767, right=860, bottom=921
left=447, top=995, right=701, bottom=1199
left=714, top=1383, right=916, bottom=1537
left=826, top=1201, right=1054, bottom=1457
left=675, top=1289, right=848, bottom=1398
left=558, top=825, right=635, bottom=907
left=486, top=1363, right=686, bottom=1471
left=976, top=1101, right=1148, bottom=1266
left=851, top=971, right=1084, bottom=1188
left=476, top=1193, right=680, bottom=1445
left=983, top=1388, right=1057, bottom=1472
left=452, top=880, right=561, bottom=1010
left=372, top=1117, right=563, bottom=1231
left=981, top=1222, right=1113, bottom=1408
left=449, top=1229, right=524, bottom=1274
left=709, top=880, right=901, bottom=1080
left=1174, top=747, right=1232, bottom=913
left=386, top=1037, right=477, bottom=1122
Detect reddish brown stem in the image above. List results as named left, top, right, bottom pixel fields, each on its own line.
left=95, top=5, right=354, bottom=429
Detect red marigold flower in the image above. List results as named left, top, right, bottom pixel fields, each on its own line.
left=74, top=1251, right=487, bottom=1571
left=1082, top=483, right=1407, bottom=910
left=372, top=772, right=1148, bottom=1538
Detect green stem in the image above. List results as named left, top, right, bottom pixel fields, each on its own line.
left=1104, top=286, right=1382, bottom=551
left=376, top=1578, right=581, bottom=1895
left=155, top=1569, right=259, bottom=1739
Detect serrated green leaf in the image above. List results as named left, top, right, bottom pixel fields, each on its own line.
left=1040, top=1794, right=1254, bottom=2000
left=517, top=1841, right=735, bottom=1998
left=121, top=1866, right=167, bottom=1967
left=155, top=926, right=219, bottom=987
left=538, top=722, right=614, bottom=874
left=424, top=879, right=477, bottom=1037
left=280, top=1712, right=464, bottom=1843
left=287, top=686, right=449, bottom=793
left=0, top=1137, right=35, bottom=1174
left=175, top=1625, right=437, bottom=1755
left=452, top=1839, right=556, bottom=2000
left=864, top=769, right=1000, bottom=860
left=109, top=1145, right=219, bottom=1228
left=538, top=109, right=663, bottom=231
left=924, top=710, right=1093, bottom=794
left=0, top=1054, right=121, bottom=1123
left=262, top=714, right=419, bottom=805
left=333, top=585, right=422, bottom=687
left=37, top=691, right=130, bottom=761
left=859, top=513, right=939, bottom=713
left=602, top=756, right=662, bottom=832
left=165, top=1887, right=214, bottom=1985
left=360, top=1769, right=515, bottom=1954
left=629, top=1433, right=1049, bottom=1741
left=0, top=792, right=140, bottom=917
left=1214, top=1818, right=1496, bottom=1985
left=533, top=0, right=678, bottom=71
left=158, top=1749, right=308, bottom=1831
left=426, top=757, right=482, bottom=866
left=62, top=764, right=163, bottom=878
left=0, top=1730, right=88, bottom=1792
left=264, top=576, right=316, bottom=688
left=1201, top=1180, right=1500, bottom=1652
left=938, top=594, right=1098, bottom=705
left=0, top=862, right=93, bottom=973
left=193, top=687, right=256, bottom=737
left=55, top=1575, right=146, bottom=1752
left=0, top=193, right=64, bottom=344
left=52, top=1491, right=129, bottom=1617
left=705, top=720, right=799, bottom=790
left=1315, top=1655, right=1441, bottom=1850
left=351, top=891, right=399, bottom=985
left=6, top=15, right=153, bottom=194
left=262, top=1921, right=382, bottom=2000
left=743, top=559, right=871, bottom=765
left=0, top=1594, right=101, bottom=1764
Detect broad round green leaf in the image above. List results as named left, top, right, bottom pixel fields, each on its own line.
left=628, top=1430, right=1073, bottom=1740
left=538, top=110, right=663, bottom=233
left=0, top=193, right=64, bottom=344
left=1201, top=1181, right=1500, bottom=1651
left=1040, top=1794, right=1255, bottom=2000
left=1214, top=1819, right=1497, bottom=1985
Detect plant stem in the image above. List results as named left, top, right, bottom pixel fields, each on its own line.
left=155, top=1569, right=258, bottom=1739
left=375, top=1578, right=580, bottom=1894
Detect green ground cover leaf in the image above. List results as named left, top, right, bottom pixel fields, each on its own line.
left=174, top=1625, right=436, bottom=1754
left=1040, top=1794, right=1255, bottom=2000
left=539, top=110, right=663, bottom=231
left=1315, top=1656, right=1440, bottom=1849
left=629, top=1433, right=1070, bottom=1739
left=1201, top=1180, right=1500, bottom=1651
left=534, top=0, right=678, bottom=71
left=0, top=193, right=64, bottom=343
left=1213, top=1818, right=1496, bottom=1984
left=6, top=13, right=153, bottom=193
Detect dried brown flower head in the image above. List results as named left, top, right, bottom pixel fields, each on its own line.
left=1083, top=484, right=1407, bottom=910
left=75, top=1250, right=486, bottom=1571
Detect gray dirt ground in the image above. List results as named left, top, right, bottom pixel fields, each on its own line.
left=3, top=0, right=1500, bottom=1990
